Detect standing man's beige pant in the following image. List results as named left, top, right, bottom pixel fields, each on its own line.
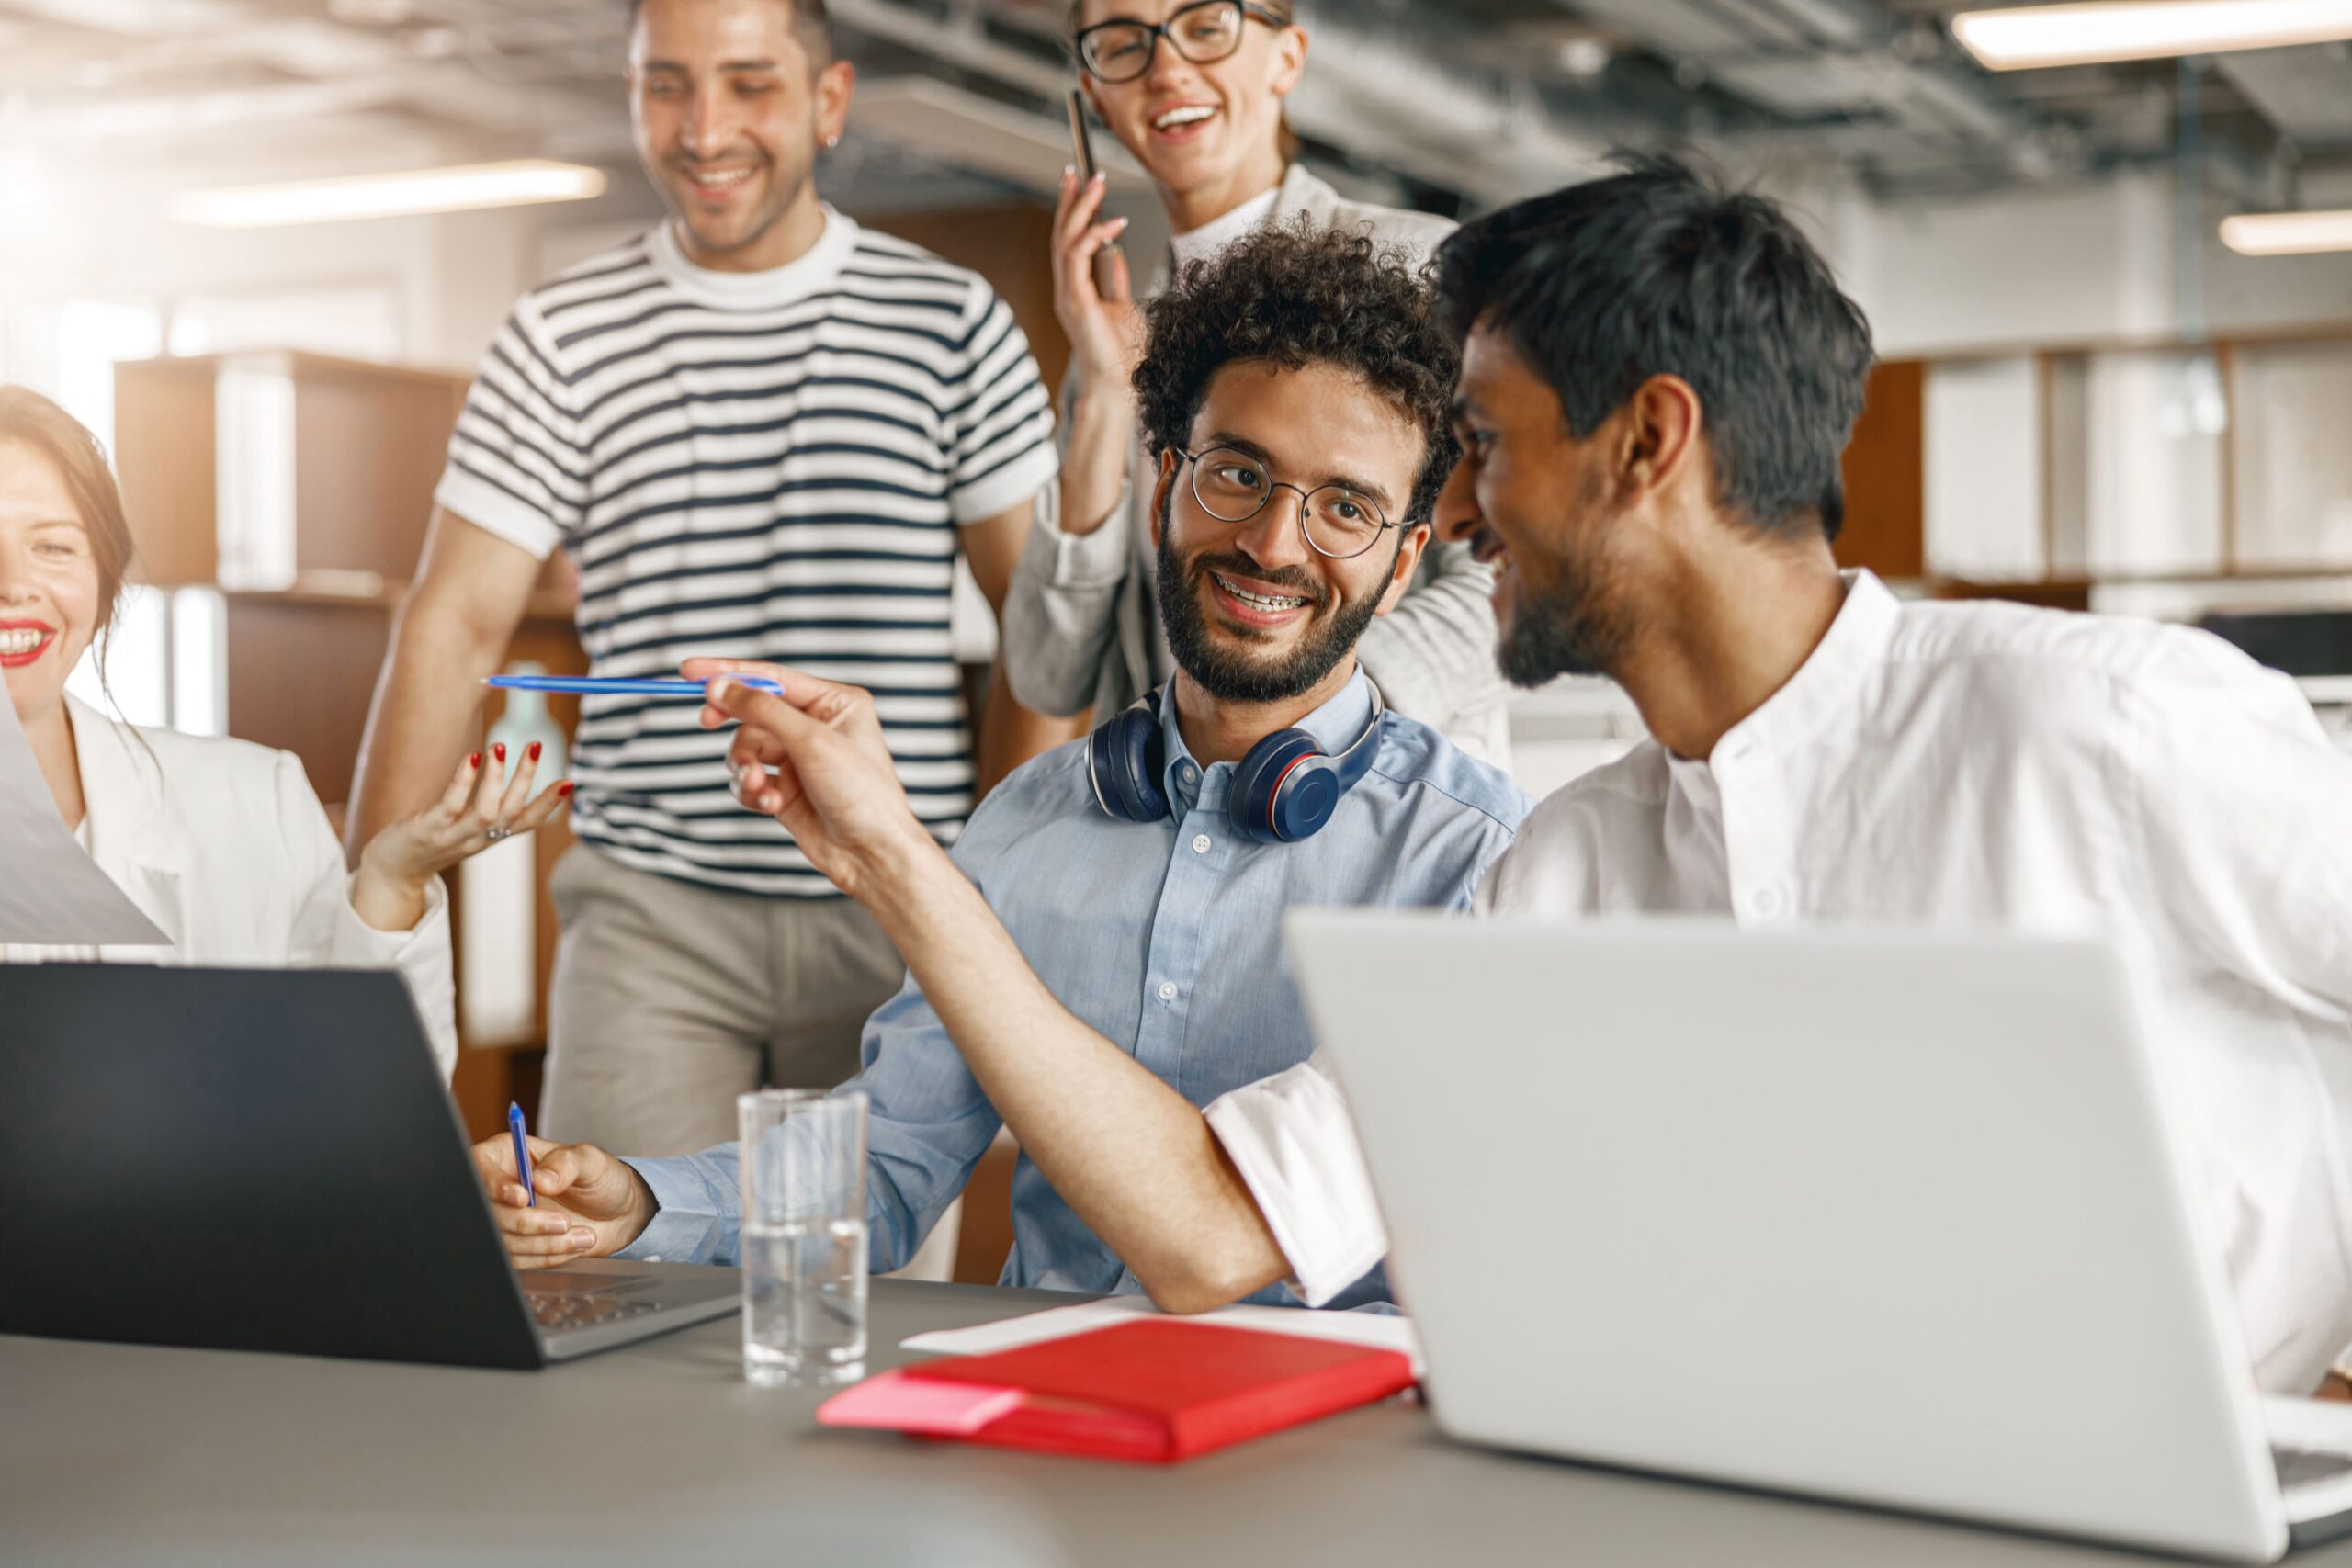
left=538, top=845, right=964, bottom=1279
left=541, top=843, right=903, bottom=1154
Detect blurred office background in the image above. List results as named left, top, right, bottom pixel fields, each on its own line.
left=3, top=0, right=2349, bottom=1236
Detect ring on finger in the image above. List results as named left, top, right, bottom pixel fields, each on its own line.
left=484, top=824, right=513, bottom=842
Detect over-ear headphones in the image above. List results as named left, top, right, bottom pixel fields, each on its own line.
left=1086, top=682, right=1386, bottom=844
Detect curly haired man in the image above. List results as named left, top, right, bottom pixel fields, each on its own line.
left=462, top=224, right=1532, bottom=1312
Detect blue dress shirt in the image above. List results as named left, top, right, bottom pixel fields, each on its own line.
left=617, top=671, right=1530, bottom=1309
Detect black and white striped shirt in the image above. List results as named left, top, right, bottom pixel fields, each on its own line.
left=435, top=212, right=1058, bottom=897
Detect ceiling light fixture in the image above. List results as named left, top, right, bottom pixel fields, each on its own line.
left=2219, top=208, right=2352, bottom=255
left=1951, top=0, right=2352, bottom=70
left=172, top=159, right=606, bottom=228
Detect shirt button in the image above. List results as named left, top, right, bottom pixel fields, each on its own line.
left=1178, top=761, right=1198, bottom=784
left=1752, top=888, right=1781, bottom=916
left=1192, top=833, right=1212, bottom=854
left=1157, top=980, right=1178, bottom=1003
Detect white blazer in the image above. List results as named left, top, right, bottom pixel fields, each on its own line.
left=0, top=694, right=458, bottom=1079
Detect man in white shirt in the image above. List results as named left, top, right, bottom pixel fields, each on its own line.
left=1207, top=154, right=2352, bottom=1394
left=668, top=151, right=2352, bottom=1393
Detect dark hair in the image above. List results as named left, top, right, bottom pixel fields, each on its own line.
left=1136, top=220, right=1460, bottom=527
left=629, top=0, right=834, bottom=66
left=1433, top=152, right=1872, bottom=541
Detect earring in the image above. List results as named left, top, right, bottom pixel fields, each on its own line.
left=824, top=132, right=840, bottom=149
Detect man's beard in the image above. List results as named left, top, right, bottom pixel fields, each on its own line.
left=1156, top=519, right=1387, bottom=705
left=1495, top=478, right=1634, bottom=687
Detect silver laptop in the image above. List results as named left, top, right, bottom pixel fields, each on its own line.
left=0, top=964, right=735, bottom=1369
left=1284, top=913, right=2352, bottom=1563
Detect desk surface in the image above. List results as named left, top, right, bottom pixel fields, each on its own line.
left=6, top=1275, right=2346, bottom=1567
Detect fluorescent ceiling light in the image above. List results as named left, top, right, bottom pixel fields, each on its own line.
left=173, top=159, right=606, bottom=228
left=2220, top=208, right=2352, bottom=255
left=1952, top=0, right=2352, bottom=70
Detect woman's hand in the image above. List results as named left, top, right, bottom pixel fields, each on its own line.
left=1052, top=168, right=1141, bottom=392
left=349, top=744, right=572, bottom=932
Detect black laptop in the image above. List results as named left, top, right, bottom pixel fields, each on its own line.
left=0, top=964, right=735, bottom=1369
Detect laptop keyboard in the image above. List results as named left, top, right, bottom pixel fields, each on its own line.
left=519, top=1273, right=668, bottom=1334
left=528, top=1292, right=670, bottom=1332
left=2276, top=1447, right=2352, bottom=1492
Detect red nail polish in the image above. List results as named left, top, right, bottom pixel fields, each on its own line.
left=528, top=740, right=542, bottom=761
left=558, top=782, right=574, bottom=796
left=468, top=752, right=481, bottom=769
left=493, top=743, right=506, bottom=762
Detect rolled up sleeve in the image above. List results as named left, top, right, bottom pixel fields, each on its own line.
left=1204, top=1053, right=1388, bottom=1309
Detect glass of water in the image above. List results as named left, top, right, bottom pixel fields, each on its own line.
left=738, top=1088, right=868, bottom=1388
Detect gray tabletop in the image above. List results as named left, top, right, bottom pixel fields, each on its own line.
left=6, top=1273, right=2345, bottom=1567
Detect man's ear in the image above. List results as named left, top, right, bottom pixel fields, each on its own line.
left=1622, top=374, right=1702, bottom=505
left=1372, top=523, right=1430, bottom=616
left=815, top=58, right=856, bottom=143
left=1148, top=450, right=1180, bottom=549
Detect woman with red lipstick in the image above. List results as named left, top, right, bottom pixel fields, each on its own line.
left=1000, top=0, right=1511, bottom=763
left=0, top=387, right=565, bottom=1081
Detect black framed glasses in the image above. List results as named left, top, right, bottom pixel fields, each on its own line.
left=1180, top=446, right=1398, bottom=559
left=1073, top=1, right=1291, bottom=85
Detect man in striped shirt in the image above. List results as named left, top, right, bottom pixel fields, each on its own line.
left=346, top=0, right=1066, bottom=1159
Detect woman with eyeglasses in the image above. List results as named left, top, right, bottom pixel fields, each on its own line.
left=999, top=0, right=1511, bottom=764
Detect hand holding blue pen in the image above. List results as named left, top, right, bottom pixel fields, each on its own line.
left=469, top=1118, right=656, bottom=1269
left=507, top=1101, right=537, bottom=1208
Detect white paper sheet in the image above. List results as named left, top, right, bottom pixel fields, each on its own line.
left=0, top=694, right=168, bottom=945
left=901, top=1294, right=1425, bottom=1374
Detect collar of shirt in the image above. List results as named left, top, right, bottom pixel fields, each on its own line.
left=1702, top=569, right=1900, bottom=774
left=1168, top=182, right=1283, bottom=274
left=646, top=205, right=859, bottom=312
left=1153, top=669, right=1375, bottom=820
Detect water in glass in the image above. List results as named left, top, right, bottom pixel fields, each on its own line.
left=742, top=1214, right=868, bottom=1387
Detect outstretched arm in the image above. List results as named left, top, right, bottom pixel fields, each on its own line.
left=690, top=659, right=1291, bottom=1313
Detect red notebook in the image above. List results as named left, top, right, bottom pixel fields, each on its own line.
left=816, top=1318, right=1416, bottom=1464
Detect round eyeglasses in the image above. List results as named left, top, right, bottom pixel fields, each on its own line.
left=1073, top=2, right=1291, bottom=85
left=1181, top=446, right=1399, bottom=559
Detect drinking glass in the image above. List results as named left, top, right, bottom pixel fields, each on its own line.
left=738, top=1088, right=868, bottom=1388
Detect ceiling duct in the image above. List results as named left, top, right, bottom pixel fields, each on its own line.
left=2215, top=41, right=2352, bottom=150
left=1558, top=0, right=2045, bottom=183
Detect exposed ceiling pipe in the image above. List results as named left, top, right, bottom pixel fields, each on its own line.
left=1291, top=3, right=1609, bottom=202
left=1561, top=0, right=2048, bottom=180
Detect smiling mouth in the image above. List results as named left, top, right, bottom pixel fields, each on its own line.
left=679, top=165, right=756, bottom=198
left=1209, top=570, right=1310, bottom=614
left=1152, top=104, right=1216, bottom=132
left=0, top=626, right=56, bottom=662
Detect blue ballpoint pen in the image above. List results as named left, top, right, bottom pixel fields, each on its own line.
left=507, top=1101, right=537, bottom=1208
left=484, top=674, right=784, bottom=697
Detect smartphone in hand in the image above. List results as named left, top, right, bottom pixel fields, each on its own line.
left=1068, top=88, right=1123, bottom=297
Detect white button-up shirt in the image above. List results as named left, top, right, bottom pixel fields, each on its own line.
left=1208, top=570, right=2352, bottom=1393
